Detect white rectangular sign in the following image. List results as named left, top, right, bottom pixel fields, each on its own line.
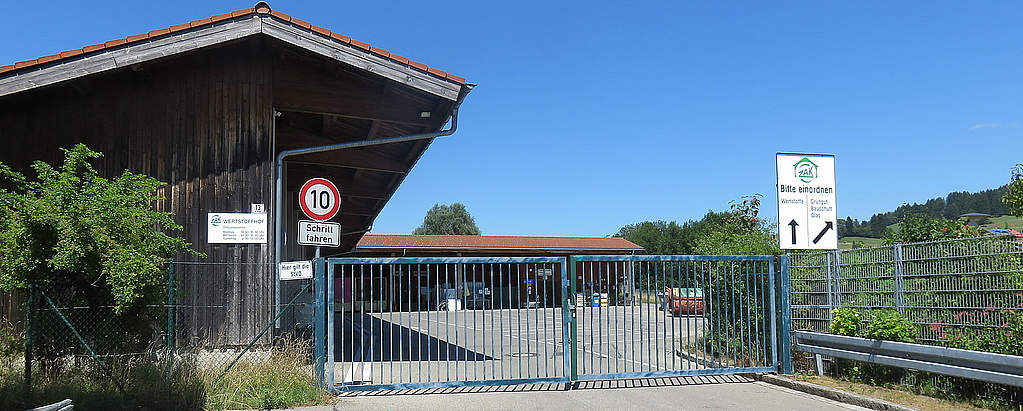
left=278, top=260, right=313, bottom=281
left=207, top=213, right=268, bottom=244
left=776, top=153, right=838, bottom=250
left=297, top=220, right=341, bottom=247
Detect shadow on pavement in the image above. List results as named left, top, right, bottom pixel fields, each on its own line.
left=336, top=313, right=495, bottom=362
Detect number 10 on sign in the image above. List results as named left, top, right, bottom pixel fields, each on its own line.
left=299, top=178, right=341, bottom=221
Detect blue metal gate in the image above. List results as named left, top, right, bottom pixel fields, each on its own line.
left=310, top=255, right=791, bottom=392
left=568, top=255, right=790, bottom=381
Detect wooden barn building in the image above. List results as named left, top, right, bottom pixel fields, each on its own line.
left=0, top=3, right=472, bottom=344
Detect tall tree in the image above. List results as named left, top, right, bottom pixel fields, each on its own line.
left=1004, top=165, right=1023, bottom=218
left=692, top=194, right=782, bottom=256
left=882, top=214, right=978, bottom=244
left=616, top=220, right=695, bottom=255
left=412, top=203, right=481, bottom=235
left=617, top=194, right=780, bottom=256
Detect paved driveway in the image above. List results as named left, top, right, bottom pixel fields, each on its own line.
left=322, top=375, right=873, bottom=411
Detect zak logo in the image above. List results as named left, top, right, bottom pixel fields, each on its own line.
left=210, top=215, right=222, bottom=226
left=793, top=158, right=818, bottom=183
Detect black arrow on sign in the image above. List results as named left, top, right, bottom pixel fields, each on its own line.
left=813, top=221, right=834, bottom=244
left=788, top=220, right=799, bottom=245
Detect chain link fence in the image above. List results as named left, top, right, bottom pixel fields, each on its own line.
left=11, top=261, right=317, bottom=408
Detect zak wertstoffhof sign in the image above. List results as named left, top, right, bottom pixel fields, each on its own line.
left=776, top=153, right=838, bottom=250
left=207, top=213, right=268, bottom=243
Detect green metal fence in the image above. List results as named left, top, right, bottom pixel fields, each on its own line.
left=790, top=235, right=1023, bottom=344
left=318, top=255, right=790, bottom=392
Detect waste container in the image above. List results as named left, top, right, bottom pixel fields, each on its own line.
left=591, top=293, right=601, bottom=307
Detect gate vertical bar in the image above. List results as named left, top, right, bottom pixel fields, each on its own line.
left=566, top=256, right=578, bottom=382
left=313, top=257, right=326, bottom=386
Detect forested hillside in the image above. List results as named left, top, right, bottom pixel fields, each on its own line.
left=840, top=185, right=1008, bottom=238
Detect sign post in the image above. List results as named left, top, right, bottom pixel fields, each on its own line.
left=776, top=153, right=838, bottom=250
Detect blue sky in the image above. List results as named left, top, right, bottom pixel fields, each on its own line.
left=3, top=1, right=1021, bottom=237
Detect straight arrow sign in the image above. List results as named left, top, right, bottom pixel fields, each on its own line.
left=776, top=153, right=838, bottom=250
left=813, top=221, right=834, bottom=244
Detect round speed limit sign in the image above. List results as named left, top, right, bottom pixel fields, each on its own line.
left=298, top=178, right=341, bottom=221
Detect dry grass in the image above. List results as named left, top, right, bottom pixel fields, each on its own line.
left=791, top=374, right=998, bottom=411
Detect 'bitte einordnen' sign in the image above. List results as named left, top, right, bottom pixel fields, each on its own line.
left=776, top=153, right=837, bottom=250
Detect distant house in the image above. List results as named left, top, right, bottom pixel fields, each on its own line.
left=352, top=234, right=644, bottom=257
left=959, top=213, right=991, bottom=227
left=335, top=235, right=644, bottom=310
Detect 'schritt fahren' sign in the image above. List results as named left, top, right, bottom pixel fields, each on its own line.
left=298, top=177, right=342, bottom=248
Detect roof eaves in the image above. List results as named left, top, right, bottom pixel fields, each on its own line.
left=258, top=17, right=462, bottom=100
left=0, top=4, right=466, bottom=97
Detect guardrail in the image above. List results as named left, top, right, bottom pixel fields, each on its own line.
left=793, top=330, right=1023, bottom=388
left=27, top=399, right=73, bottom=411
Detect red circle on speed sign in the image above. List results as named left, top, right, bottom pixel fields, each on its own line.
left=298, top=178, right=341, bottom=221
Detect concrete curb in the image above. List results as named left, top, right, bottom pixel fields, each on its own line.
left=753, top=374, right=920, bottom=411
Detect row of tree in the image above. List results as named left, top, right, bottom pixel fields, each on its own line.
left=839, top=186, right=1009, bottom=238
left=615, top=195, right=782, bottom=256
left=411, top=196, right=786, bottom=256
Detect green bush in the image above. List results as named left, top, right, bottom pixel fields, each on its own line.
left=862, top=310, right=917, bottom=343
left=829, top=308, right=862, bottom=337
left=945, top=310, right=1023, bottom=356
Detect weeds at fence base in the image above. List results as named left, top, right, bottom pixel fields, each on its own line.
left=0, top=339, right=330, bottom=410
left=799, top=354, right=1023, bottom=411
left=680, top=336, right=768, bottom=369
left=206, top=339, right=330, bottom=410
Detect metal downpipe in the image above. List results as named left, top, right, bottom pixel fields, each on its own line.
left=272, top=83, right=474, bottom=317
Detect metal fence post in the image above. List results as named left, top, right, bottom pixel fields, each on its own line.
left=828, top=250, right=841, bottom=312
left=166, top=260, right=176, bottom=350
left=24, top=282, right=33, bottom=388
left=893, top=243, right=905, bottom=314
left=777, top=255, right=793, bottom=374
left=313, top=257, right=326, bottom=386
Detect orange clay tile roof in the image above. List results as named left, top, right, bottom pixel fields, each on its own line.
left=357, top=234, right=645, bottom=251
left=0, top=3, right=466, bottom=85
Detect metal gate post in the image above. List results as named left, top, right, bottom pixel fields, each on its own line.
left=566, top=256, right=579, bottom=382
left=313, top=257, right=327, bottom=386
left=326, top=259, right=335, bottom=387
left=777, top=255, right=793, bottom=374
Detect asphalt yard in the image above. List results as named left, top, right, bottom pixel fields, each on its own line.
left=331, top=303, right=715, bottom=388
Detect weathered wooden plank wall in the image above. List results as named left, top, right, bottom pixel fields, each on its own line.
left=0, top=40, right=275, bottom=345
